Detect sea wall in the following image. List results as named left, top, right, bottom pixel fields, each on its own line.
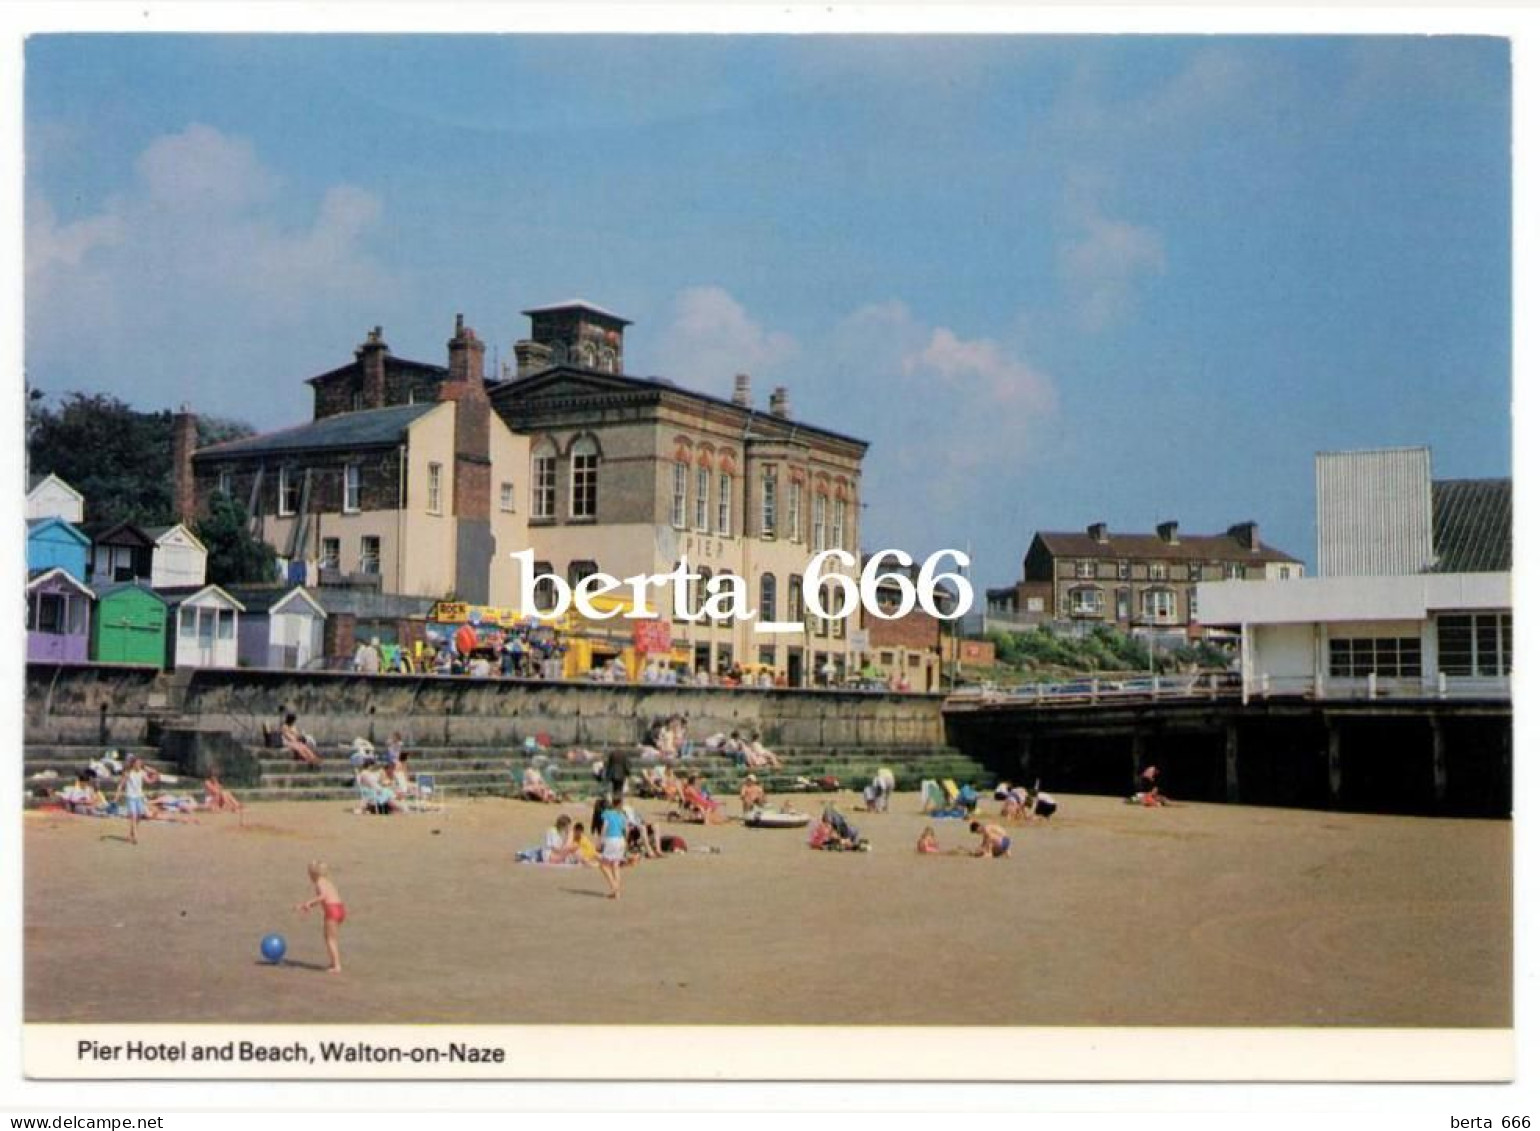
left=23, top=663, right=947, bottom=753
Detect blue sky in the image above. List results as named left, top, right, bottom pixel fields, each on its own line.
left=24, top=35, right=1510, bottom=588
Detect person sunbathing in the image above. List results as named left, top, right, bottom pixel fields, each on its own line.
left=59, top=774, right=109, bottom=816
left=681, top=774, right=728, bottom=825
left=521, top=765, right=560, bottom=803
left=916, top=826, right=941, bottom=854
left=202, top=773, right=242, bottom=813
left=280, top=713, right=322, bottom=766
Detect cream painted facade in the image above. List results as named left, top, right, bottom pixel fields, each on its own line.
left=398, top=402, right=460, bottom=598
left=487, top=413, right=531, bottom=609
left=498, top=365, right=867, bottom=685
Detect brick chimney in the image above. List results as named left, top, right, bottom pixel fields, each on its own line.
left=1228, top=521, right=1261, bottom=551
left=171, top=407, right=198, bottom=522
left=1156, top=520, right=1180, bottom=545
left=514, top=339, right=553, bottom=378
left=440, top=315, right=493, bottom=602
left=732, top=373, right=752, bottom=407
left=769, top=386, right=790, bottom=418
left=1087, top=522, right=1110, bottom=544
left=355, top=326, right=389, bottom=409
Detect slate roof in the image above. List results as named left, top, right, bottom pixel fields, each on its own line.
left=220, top=585, right=326, bottom=616
left=93, top=580, right=169, bottom=605
left=1431, top=479, right=1511, bottom=573
left=1032, top=530, right=1302, bottom=564
left=153, top=584, right=246, bottom=611
left=193, top=403, right=438, bottom=460
left=304, top=353, right=449, bottom=387
left=79, top=520, right=154, bottom=547
left=522, top=299, right=632, bottom=325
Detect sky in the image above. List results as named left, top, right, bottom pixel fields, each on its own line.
left=23, top=34, right=1512, bottom=589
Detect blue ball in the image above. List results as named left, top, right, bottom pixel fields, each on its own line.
left=260, top=933, right=287, bottom=964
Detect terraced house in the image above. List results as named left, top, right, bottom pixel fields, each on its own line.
left=997, top=520, right=1305, bottom=635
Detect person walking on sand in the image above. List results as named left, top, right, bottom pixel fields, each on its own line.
left=113, top=755, right=157, bottom=844
left=598, top=796, right=629, bottom=899
left=296, top=861, right=346, bottom=973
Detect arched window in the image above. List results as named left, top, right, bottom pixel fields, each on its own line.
left=533, top=561, right=558, bottom=611
left=759, top=573, right=777, bottom=624
left=812, top=493, right=827, bottom=551
left=570, top=436, right=598, bottom=518
left=671, top=460, right=688, bottom=529
left=694, top=464, right=711, bottom=531
left=530, top=440, right=557, bottom=519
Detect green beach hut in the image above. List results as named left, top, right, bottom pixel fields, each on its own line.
left=90, top=581, right=169, bottom=666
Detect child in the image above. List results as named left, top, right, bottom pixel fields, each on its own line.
left=295, top=861, right=346, bottom=974
left=570, top=824, right=599, bottom=866
left=113, top=755, right=157, bottom=844
left=203, top=772, right=242, bottom=814
left=969, top=820, right=1012, bottom=859
left=598, top=797, right=629, bottom=899
left=916, top=826, right=941, bottom=855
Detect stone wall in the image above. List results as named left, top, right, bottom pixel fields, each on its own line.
left=23, top=662, right=948, bottom=756
left=176, top=668, right=946, bottom=751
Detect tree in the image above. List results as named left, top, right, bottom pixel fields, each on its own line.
left=194, top=492, right=277, bottom=586
left=26, top=391, right=255, bottom=526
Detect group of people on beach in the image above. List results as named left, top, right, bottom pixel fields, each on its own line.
left=52, top=754, right=244, bottom=842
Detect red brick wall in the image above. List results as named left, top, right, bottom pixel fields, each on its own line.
left=868, top=608, right=941, bottom=651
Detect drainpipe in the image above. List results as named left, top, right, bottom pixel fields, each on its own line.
left=396, top=444, right=407, bottom=592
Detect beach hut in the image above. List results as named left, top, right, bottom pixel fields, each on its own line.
left=144, top=523, right=209, bottom=589
left=25, top=568, right=94, bottom=662
left=26, top=517, right=91, bottom=578
left=25, top=472, right=84, bottom=523
left=91, top=582, right=169, bottom=666
left=83, top=521, right=155, bottom=585
left=159, top=584, right=246, bottom=669
left=227, top=585, right=327, bottom=669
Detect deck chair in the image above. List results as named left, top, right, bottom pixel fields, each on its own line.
left=410, top=773, right=444, bottom=814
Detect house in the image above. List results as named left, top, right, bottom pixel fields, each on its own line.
left=999, top=521, right=1304, bottom=635
left=26, top=517, right=90, bottom=579
left=90, top=582, right=169, bottom=666
left=26, top=568, right=94, bottom=662
left=144, top=523, right=209, bottom=589
left=26, top=472, right=84, bottom=523
left=174, top=316, right=529, bottom=609
left=157, top=584, right=246, bottom=669
left=489, top=301, right=869, bottom=687
left=1200, top=450, right=1511, bottom=701
left=83, top=521, right=155, bottom=585
left=226, top=585, right=327, bottom=670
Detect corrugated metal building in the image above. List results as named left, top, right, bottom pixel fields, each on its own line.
left=1315, top=447, right=1433, bottom=577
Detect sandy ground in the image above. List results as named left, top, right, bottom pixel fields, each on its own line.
left=24, top=792, right=1510, bottom=1027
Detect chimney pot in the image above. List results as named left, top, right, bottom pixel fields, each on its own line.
left=1157, top=521, right=1180, bottom=545
left=1087, top=522, right=1109, bottom=544
left=769, top=386, right=790, bottom=419
left=732, top=373, right=752, bottom=407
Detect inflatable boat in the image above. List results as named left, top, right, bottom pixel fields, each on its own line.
left=745, top=808, right=812, bottom=829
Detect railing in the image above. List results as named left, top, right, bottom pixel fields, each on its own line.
left=1244, top=672, right=1511, bottom=702
left=945, top=673, right=1237, bottom=709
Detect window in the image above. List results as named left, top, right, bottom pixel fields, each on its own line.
left=278, top=466, right=300, bottom=516
left=533, top=561, right=558, bottom=611
left=879, top=651, right=895, bottom=666
left=1117, top=560, right=1130, bottom=580
left=351, top=391, right=364, bottom=412
left=217, top=609, right=235, bottom=639
left=197, top=608, right=215, bottom=644
left=695, top=466, right=710, bottom=531
left=831, top=585, right=846, bottom=639
left=1149, top=562, right=1168, bottom=581
left=788, top=576, right=804, bottom=629
left=1437, top=613, right=1513, bottom=677
left=570, top=437, right=598, bottom=518
left=180, top=609, right=197, bottom=638
left=217, top=469, right=233, bottom=499
left=1115, top=589, right=1131, bottom=621
left=1068, top=586, right=1104, bottom=616
left=32, top=593, right=66, bottom=634
left=1141, top=588, right=1176, bottom=623
left=531, top=444, right=557, bottom=519
left=761, top=470, right=777, bottom=538
left=320, top=538, right=340, bottom=570
left=759, top=573, right=777, bottom=624
left=671, top=462, right=688, bottom=529
left=1075, top=560, right=1096, bottom=579
left=696, top=568, right=713, bottom=619
left=759, top=645, right=775, bottom=667
left=427, top=462, right=443, bottom=515
left=788, top=482, right=803, bottom=542
left=1187, top=588, right=1199, bottom=621
left=344, top=464, right=361, bottom=513
left=500, top=481, right=516, bottom=513
left=813, top=494, right=827, bottom=551
left=568, top=561, right=598, bottom=589
left=717, top=473, right=731, bottom=535
left=833, top=500, right=846, bottom=550
left=1223, top=563, right=1245, bottom=580
left=1329, top=637, right=1422, bottom=679
left=360, top=536, right=381, bottom=575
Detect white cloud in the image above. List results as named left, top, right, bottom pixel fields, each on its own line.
left=26, top=123, right=399, bottom=417
left=904, top=326, right=1056, bottom=415
left=1058, top=202, right=1166, bottom=331
left=652, top=286, right=798, bottom=389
